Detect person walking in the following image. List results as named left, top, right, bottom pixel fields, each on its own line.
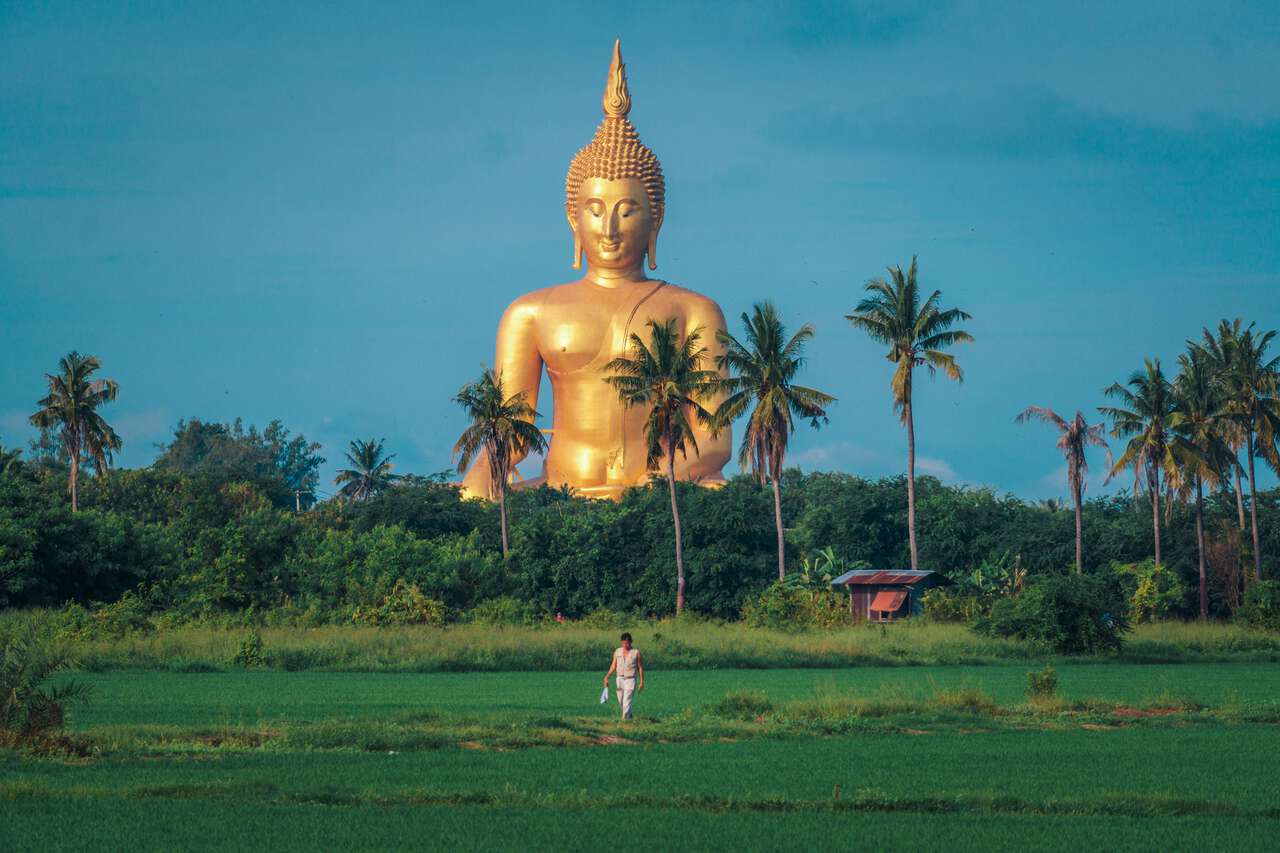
left=603, top=632, right=644, bottom=721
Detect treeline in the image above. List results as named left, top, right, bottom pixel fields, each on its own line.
left=1, top=459, right=1274, bottom=621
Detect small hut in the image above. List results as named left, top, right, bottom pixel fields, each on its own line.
left=829, top=570, right=952, bottom=621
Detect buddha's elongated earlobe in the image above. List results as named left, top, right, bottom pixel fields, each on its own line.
left=647, top=213, right=663, bottom=271
left=572, top=234, right=583, bottom=269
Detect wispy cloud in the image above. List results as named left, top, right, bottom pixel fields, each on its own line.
left=916, top=456, right=958, bottom=483
left=1034, top=463, right=1113, bottom=499
left=790, top=441, right=881, bottom=470
left=112, top=408, right=171, bottom=447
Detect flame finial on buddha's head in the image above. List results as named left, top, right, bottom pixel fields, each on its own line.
left=565, top=39, right=665, bottom=266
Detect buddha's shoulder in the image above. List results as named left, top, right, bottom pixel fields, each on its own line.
left=501, top=281, right=582, bottom=311
left=649, top=280, right=726, bottom=319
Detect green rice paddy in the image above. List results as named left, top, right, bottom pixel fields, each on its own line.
left=3, top=661, right=1279, bottom=850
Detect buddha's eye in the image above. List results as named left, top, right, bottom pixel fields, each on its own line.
left=587, top=201, right=604, bottom=216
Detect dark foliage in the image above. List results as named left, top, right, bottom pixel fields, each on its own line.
left=154, top=418, right=324, bottom=508
left=974, top=573, right=1130, bottom=654
left=0, top=461, right=1276, bottom=621
left=1238, top=580, right=1280, bottom=632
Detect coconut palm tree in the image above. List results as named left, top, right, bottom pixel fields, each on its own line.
left=713, top=302, right=836, bottom=580
left=453, top=369, right=547, bottom=559
left=1171, top=345, right=1233, bottom=619
left=0, top=443, right=21, bottom=475
left=1099, top=359, right=1197, bottom=567
left=28, top=351, right=121, bottom=511
left=604, top=318, right=720, bottom=614
left=1207, top=322, right=1280, bottom=582
left=846, top=256, right=973, bottom=571
left=1200, top=319, right=1250, bottom=531
left=333, top=438, right=401, bottom=504
left=1015, top=407, right=1110, bottom=575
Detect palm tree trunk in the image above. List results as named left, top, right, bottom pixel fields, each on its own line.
left=904, top=392, right=919, bottom=572
left=1233, top=460, right=1247, bottom=531
left=1072, top=479, right=1083, bottom=575
left=1247, top=431, right=1262, bottom=581
left=498, top=484, right=509, bottom=559
left=1195, top=476, right=1207, bottom=620
left=1151, top=465, right=1162, bottom=566
left=67, top=431, right=80, bottom=513
left=772, top=475, right=785, bottom=581
left=667, top=451, right=685, bottom=615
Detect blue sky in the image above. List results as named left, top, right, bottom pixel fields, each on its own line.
left=2, top=1, right=1278, bottom=499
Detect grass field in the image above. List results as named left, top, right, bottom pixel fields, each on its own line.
left=60, top=662, right=1280, bottom=727
left=4, top=661, right=1280, bottom=851
left=7, top=613, right=1278, bottom=672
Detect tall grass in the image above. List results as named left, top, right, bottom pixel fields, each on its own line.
left=2, top=609, right=1275, bottom=672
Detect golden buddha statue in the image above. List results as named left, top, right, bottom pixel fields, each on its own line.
left=460, top=40, right=731, bottom=500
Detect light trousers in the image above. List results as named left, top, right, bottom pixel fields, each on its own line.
left=615, top=676, right=636, bottom=719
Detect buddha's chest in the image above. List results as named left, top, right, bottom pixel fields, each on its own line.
left=538, top=286, right=672, bottom=374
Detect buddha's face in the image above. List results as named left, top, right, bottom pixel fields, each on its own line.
left=570, top=176, right=658, bottom=272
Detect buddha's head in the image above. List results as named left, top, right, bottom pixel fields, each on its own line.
left=565, top=40, right=665, bottom=273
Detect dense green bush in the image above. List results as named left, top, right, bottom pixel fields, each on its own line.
left=1238, top=580, right=1280, bottom=632
left=1114, top=559, right=1188, bottom=623
left=467, top=596, right=539, bottom=626
left=1025, top=664, right=1058, bottom=698
left=230, top=630, right=266, bottom=667
left=52, top=592, right=153, bottom=641
left=921, top=588, right=985, bottom=622
left=974, top=573, right=1129, bottom=654
left=741, top=582, right=847, bottom=630
left=351, top=580, right=447, bottom=626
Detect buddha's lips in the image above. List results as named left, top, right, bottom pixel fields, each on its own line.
left=598, top=241, right=621, bottom=251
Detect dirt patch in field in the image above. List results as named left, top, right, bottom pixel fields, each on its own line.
left=1112, top=707, right=1183, bottom=718
left=594, top=735, right=636, bottom=746
left=1081, top=723, right=1120, bottom=731
left=459, top=741, right=486, bottom=750
left=902, top=729, right=933, bottom=736
left=195, top=731, right=277, bottom=748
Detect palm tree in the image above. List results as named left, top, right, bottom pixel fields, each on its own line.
left=1171, top=345, right=1232, bottom=619
left=453, top=369, right=547, bottom=559
left=1099, top=359, right=1194, bottom=566
left=713, top=303, right=836, bottom=581
left=846, top=256, right=973, bottom=571
left=0, top=443, right=21, bottom=475
left=333, top=438, right=401, bottom=504
left=1015, top=408, right=1110, bottom=574
left=28, top=351, right=121, bottom=511
left=1209, top=322, right=1280, bottom=582
left=1200, top=319, right=1250, bottom=531
left=604, top=318, right=720, bottom=614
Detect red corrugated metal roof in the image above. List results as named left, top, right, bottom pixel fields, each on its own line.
left=845, top=571, right=928, bottom=586
left=870, top=589, right=908, bottom=612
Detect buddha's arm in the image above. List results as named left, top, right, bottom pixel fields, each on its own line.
left=676, top=299, right=732, bottom=480
left=459, top=297, right=544, bottom=499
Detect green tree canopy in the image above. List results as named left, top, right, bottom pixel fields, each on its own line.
left=153, top=418, right=324, bottom=508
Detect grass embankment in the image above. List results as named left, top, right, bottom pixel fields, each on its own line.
left=6, top=613, right=1278, bottom=672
